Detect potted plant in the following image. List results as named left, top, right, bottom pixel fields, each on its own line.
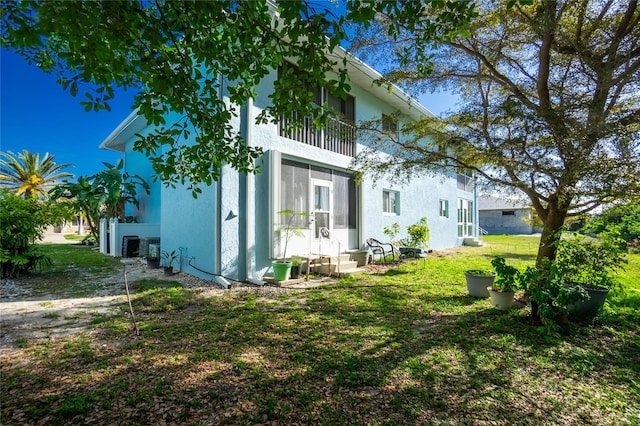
left=290, top=256, right=304, bottom=279
left=464, top=269, right=496, bottom=298
left=272, top=210, right=307, bottom=281
left=488, top=257, right=521, bottom=310
left=161, top=249, right=178, bottom=276
left=551, top=234, right=625, bottom=320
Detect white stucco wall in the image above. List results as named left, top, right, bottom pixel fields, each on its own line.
left=479, top=209, right=533, bottom=235
left=124, top=130, right=161, bottom=224
left=113, top=65, right=476, bottom=281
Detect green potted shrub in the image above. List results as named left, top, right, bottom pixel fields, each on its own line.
left=489, top=257, right=521, bottom=310
left=161, top=249, right=178, bottom=276
left=464, top=269, right=496, bottom=298
left=272, top=210, right=307, bottom=282
left=551, top=234, right=625, bottom=320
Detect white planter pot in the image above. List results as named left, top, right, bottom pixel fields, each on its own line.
left=488, top=286, right=515, bottom=310
left=464, top=271, right=495, bottom=298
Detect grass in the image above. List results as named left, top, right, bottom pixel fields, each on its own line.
left=14, top=244, right=122, bottom=299
left=63, top=234, right=87, bottom=242
left=1, top=236, right=638, bottom=425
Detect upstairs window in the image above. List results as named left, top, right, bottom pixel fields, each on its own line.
left=382, top=114, right=398, bottom=136
left=457, top=170, right=474, bottom=192
left=439, top=200, right=449, bottom=218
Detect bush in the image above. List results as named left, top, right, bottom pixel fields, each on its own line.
left=383, top=218, right=431, bottom=249
left=583, top=204, right=640, bottom=247
left=0, top=190, right=71, bottom=278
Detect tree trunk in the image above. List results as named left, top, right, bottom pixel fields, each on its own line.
left=531, top=202, right=569, bottom=321
left=535, top=209, right=567, bottom=267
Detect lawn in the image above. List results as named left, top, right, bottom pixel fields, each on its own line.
left=1, top=236, right=638, bottom=425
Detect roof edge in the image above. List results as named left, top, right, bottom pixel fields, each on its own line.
left=99, top=109, right=144, bottom=152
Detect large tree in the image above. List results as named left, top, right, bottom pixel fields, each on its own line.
left=350, top=0, right=640, bottom=266
left=0, top=0, right=475, bottom=194
left=0, top=150, right=73, bottom=198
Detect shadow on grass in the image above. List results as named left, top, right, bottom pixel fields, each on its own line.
left=2, top=280, right=638, bottom=425
left=479, top=252, right=537, bottom=262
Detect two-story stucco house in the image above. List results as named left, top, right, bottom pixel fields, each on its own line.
left=99, top=47, right=478, bottom=285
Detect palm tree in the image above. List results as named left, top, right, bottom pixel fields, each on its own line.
left=0, top=150, right=73, bottom=198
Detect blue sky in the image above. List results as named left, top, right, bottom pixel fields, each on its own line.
left=1, top=48, right=455, bottom=180
left=1, top=49, right=135, bottom=178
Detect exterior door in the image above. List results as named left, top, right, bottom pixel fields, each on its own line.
left=458, top=199, right=474, bottom=237
left=311, top=179, right=333, bottom=253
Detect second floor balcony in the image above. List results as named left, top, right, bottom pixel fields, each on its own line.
left=280, top=112, right=356, bottom=157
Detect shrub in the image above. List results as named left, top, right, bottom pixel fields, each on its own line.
left=583, top=204, right=640, bottom=247
left=404, top=217, right=430, bottom=249
left=0, top=190, right=71, bottom=277
left=384, top=218, right=431, bottom=249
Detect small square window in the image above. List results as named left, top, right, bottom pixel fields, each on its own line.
left=439, top=200, right=449, bottom=218
left=383, top=190, right=399, bottom=215
left=382, top=114, right=398, bottom=136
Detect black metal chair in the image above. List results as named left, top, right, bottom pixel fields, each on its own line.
left=366, top=238, right=396, bottom=265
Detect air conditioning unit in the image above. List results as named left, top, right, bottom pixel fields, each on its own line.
left=139, top=237, right=161, bottom=258
left=148, top=243, right=161, bottom=259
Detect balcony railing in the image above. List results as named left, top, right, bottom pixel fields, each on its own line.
left=280, top=112, right=356, bottom=157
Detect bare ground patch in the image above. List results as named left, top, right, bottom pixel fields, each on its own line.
left=0, top=259, right=333, bottom=354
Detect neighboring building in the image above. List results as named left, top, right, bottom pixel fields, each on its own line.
left=99, top=47, right=479, bottom=283
left=478, top=195, right=538, bottom=235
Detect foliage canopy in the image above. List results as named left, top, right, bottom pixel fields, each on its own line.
left=1, top=0, right=476, bottom=195
left=0, top=150, right=73, bottom=198
left=50, top=159, right=149, bottom=242
left=351, top=0, right=640, bottom=266
left=0, top=189, right=73, bottom=278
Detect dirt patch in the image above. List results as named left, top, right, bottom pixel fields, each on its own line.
left=0, top=259, right=334, bottom=354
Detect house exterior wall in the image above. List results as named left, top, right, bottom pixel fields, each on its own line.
left=479, top=209, right=533, bottom=235
left=124, top=133, right=161, bottom=224
left=159, top=171, right=217, bottom=277
left=109, top=66, right=477, bottom=282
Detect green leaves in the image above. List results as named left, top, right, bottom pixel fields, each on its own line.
left=0, top=1, right=318, bottom=191
left=0, top=189, right=72, bottom=277
left=2, top=1, right=477, bottom=196
left=50, top=161, right=150, bottom=242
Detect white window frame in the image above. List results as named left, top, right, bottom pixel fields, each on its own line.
left=439, top=199, right=449, bottom=218
left=457, top=170, right=474, bottom=192
left=383, top=189, right=400, bottom=215
left=382, top=114, right=399, bottom=137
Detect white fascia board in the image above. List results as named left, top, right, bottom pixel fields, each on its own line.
left=337, top=47, right=436, bottom=121
left=99, top=109, right=147, bottom=153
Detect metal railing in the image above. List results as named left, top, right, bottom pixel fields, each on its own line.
left=280, top=114, right=356, bottom=157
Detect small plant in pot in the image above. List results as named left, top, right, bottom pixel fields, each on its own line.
left=489, top=257, right=521, bottom=310
left=464, top=269, right=496, bottom=298
left=161, top=249, right=178, bottom=276
left=272, top=210, right=308, bottom=282
left=290, top=256, right=304, bottom=279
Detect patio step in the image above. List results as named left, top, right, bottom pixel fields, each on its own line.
left=309, top=259, right=359, bottom=276
left=335, top=267, right=365, bottom=277
left=463, top=237, right=485, bottom=247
